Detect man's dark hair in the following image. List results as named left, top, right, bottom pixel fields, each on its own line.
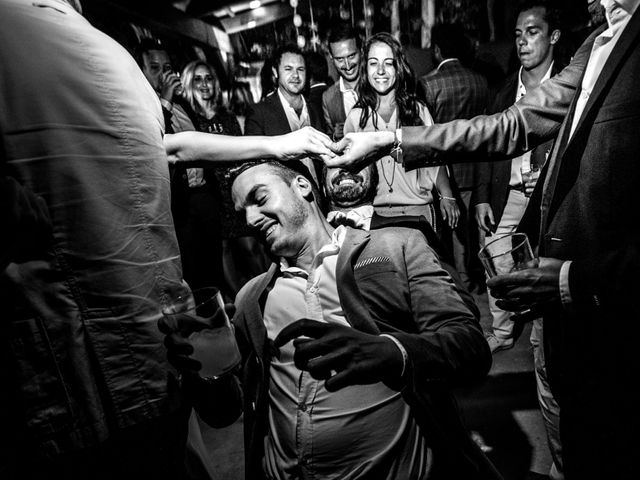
left=328, top=23, right=359, bottom=48
left=229, top=161, right=325, bottom=211
left=133, top=38, right=166, bottom=69
left=431, top=23, right=473, bottom=61
left=305, top=51, right=329, bottom=84
left=272, top=45, right=305, bottom=70
left=517, top=0, right=562, bottom=33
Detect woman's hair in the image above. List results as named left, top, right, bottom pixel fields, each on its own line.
left=181, top=60, right=222, bottom=114
left=356, top=32, right=425, bottom=130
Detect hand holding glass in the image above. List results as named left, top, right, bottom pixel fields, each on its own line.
left=163, top=287, right=240, bottom=378
left=479, top=233, right=539, bottom=316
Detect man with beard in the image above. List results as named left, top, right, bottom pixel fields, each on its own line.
left=322, top=23, right=361, bottom=141
left=330, top=1, right=640, bottom=477
left=323, top=164, right=478, bottom=317
left=245, top=45, right=324, bottom=185
left=162, top=161, right=499, bottom=480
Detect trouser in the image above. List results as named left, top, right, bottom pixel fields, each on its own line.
left=530, top=319, right=564, bottom=480
left=487, top=188, right=528, bottom=339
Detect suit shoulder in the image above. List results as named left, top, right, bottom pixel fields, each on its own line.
left=322, top=83, right=339, bottom=101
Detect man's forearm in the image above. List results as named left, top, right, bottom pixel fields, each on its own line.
left=401, top=27, right=597, bottom=170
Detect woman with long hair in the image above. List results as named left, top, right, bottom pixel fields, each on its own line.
left=344, top=32, right=459, bottom=230
left=182, top=60, right=269, bottom=297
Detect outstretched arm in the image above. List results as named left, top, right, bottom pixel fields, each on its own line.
left=165, top=127, right=336, bottom=165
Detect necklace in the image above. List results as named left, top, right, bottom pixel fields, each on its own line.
left=380, top=157, right=395, bottom=193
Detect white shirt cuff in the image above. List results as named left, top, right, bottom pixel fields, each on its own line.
left=559, top=260, right=573, bottom=308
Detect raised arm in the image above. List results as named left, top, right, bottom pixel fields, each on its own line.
left=164, top=127, right=335, bottom=165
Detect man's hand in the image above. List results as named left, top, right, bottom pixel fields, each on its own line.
left=487, top=257, right=564, bottom=312
left=274, top=319, right=403, bottom=392
left=276, top=127, right=336, bottom=162
left=159, top=71, right=182, bottom=103
left=439, top=197, right=460, bottom=229
left=325, top=131, right=394, bottom=170
left=158, top=300, right=237, bottom=377
left=475, top=203, right=495, bottom=234
left=331, top=122, right=345, bottom=141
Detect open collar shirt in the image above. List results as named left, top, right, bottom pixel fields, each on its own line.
left=262, top=225, right=430, bottom=479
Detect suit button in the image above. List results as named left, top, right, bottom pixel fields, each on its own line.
left=299, top=403, right=307, bottom=412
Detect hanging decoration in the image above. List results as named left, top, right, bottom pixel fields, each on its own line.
left=308, top=0, right=319, bottom=51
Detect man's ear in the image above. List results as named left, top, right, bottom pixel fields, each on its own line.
left=272, top=66, right=278, bottom=81
left=550, top=29, right=561, bottom=45
left=294, top=175, right=313, bottom=199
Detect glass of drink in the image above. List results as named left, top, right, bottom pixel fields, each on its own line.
left=478, top=232, right=538, bottom=277
left=478, top=233, right=539, bottom=316
left=164, top=287, right=240, bottom=379
left=520, top=163, right=540, bottom=197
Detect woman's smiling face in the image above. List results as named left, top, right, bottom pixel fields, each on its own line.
left=366, top=41, right=397, bottom=96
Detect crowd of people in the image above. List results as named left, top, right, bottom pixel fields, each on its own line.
left=2, top=0, right=639, bottom=479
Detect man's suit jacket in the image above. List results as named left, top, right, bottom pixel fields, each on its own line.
left=244, top=91, right=324, bottom=184
left=195, top=227, right=498, bottom=480
left=321, top=81, right=348, bottom=138
left=520, top=14, right=640, bottom=475
left=244, top=90, right=323, bottom=137
left=419, top=60, right=489, bottom=190
left=471, top=65, right=559, bottom=225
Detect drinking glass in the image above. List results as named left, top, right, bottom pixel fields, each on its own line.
left=478, top=232, right=538, bottom=277
left=164, top=287, right=240, bottom=378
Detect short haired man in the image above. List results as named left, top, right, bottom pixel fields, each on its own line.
left=244, top=45, right=324, bottom=185
left=473, top=3, right=563, bottom=477
left=163, top=162, right=498, bottom=479
left=419, top=23, right=490, bottom=293
left=322, top=23, right=361, bottom=140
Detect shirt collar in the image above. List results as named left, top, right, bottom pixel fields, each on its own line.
left=277, top=88, right=307, bottom=112
left=517, top=60, right=554, bottom=93
left=436, top=58, right=459, bottom=70
left=339, top=77, right=356, bottom=93
left=279, top=225, right=346, bottom=273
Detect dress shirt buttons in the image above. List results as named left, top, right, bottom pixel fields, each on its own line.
left=309, top=286, right=318, bottom=293
left=581, top=90, right=590, bottom=100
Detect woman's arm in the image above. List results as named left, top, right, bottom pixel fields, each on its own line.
left=164, top=127, right=336, bottom=165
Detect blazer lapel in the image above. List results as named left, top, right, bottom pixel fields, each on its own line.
left=335, top=228, right=380, bottom=334
left=268, top=93, right=293, bottom=133
left=243, top=263, right=279, bottom=358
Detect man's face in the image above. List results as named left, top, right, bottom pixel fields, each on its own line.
left=329, top=38, right=361, bottom=82
left=275, top=53, right=306, bottom=96
left=515, top=7, right=558, bottom=71
left=324, top=165, right=376, bottom=209
left=232, top=165, right=310, bottom=258
left=142, top=49, right=172, bottom=92
left=366, top=41, right=397, bottom=96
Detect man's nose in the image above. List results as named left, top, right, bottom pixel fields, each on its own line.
left=345, top=58, right=352, bottom=70
left=245, top=208, right=262, bottom=229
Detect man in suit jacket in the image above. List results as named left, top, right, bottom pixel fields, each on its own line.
left=419, top=23, right=490, bottom=293
left=245, top=45, right=324, bottom=184
left=474, top=1, right=561, bottom=354
left=163, top=161, right=498, bottom=479
left=331, top=2, right=640, bottom=477
left=322, top=23, right=361, bottom=140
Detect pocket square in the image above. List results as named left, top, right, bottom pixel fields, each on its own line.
left=354, top=256, right=391, bottom=270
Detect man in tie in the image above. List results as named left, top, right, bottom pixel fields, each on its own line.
left=330, top=1, right=640, bottom=477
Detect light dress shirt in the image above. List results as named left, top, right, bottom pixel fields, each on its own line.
left=339, top=76, right=358, bottom=117
left=509, top=62, right=554, bottom=186
left=344, top=105, right=440, bottom=212
left=559, top=0, right=639, bottom=307
left=276, top=88, right=318, bottom=186
left=262, top=226, right=431, bottom=479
